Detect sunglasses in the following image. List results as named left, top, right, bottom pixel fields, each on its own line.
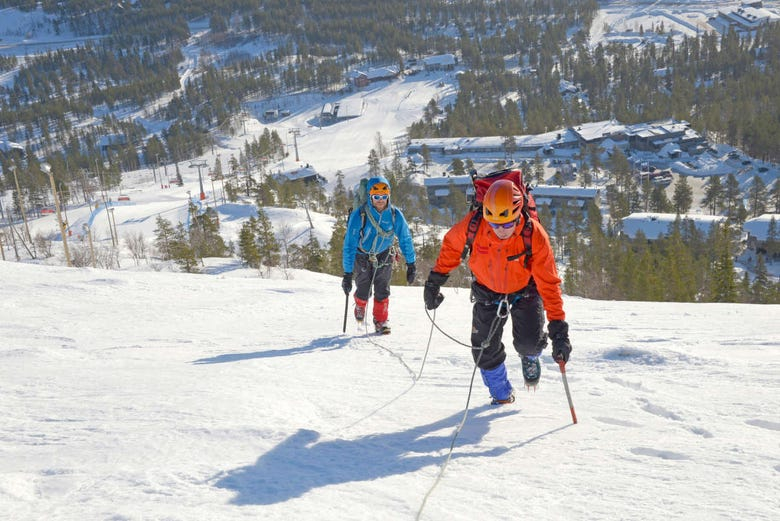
left=371, top=194, right=389, bottom=201
left=488, top=220, right=517, bottom=229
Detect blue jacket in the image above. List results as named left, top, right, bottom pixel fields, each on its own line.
left=342, top=176, right=416, bottom=273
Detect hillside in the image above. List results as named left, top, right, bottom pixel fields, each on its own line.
left=1, top=260, right=778, bottom=520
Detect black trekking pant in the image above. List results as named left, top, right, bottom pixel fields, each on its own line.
left=354, top=249, right=393, bottom=302
left=470, top=280, right=547, bottom=370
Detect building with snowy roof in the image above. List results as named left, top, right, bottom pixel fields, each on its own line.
left=620, top=213, right=727, bottom=240
left=743, top=214, right=779, bottom=254
left=0, top=140, right=25, bottom=160
left=270, top=164, right=327, bottom=186
left=713, top=4, right=780, bottom=34
left=408, top=119, right=706, bottom=162
left=423, top=54, right=457, bottom=71
left=422, top=178, right=600, bottom=215
left=348, top=66, right=400, bottom=87
left=320, top=99, right=366, bottom=122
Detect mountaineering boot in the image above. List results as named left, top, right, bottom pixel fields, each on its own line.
left=480, top=363, right=514, bottom=405
left=354, top=296, right=368, bottom=323
left=374, top=319, right=391, bottom=335
left=373, top=298, right=389, bottom=333
left=521, top=355, right=541, bottom=388
left=491, top=389, right=516, bottom=405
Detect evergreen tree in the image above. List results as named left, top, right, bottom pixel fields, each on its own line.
left=702, top=176, right=724, bottom=215
left=189, top=206, right=227, bottom=258
left=766, top=216, right=778, bottom=260
left=769, top=181, right=780, bottom=213
left=450, top=158, right=466, bottom=177
left=153, top=214, right=175, bottom=260
left=747, top=175, right=767, bottom=217
left=662, top=219, right=698, bottom=301
left=170, top=223, right=199, bottom=273
left=238, top=217, right=261, bottom=268
left=708, top=224, right=737, bottom=302
left=327, top=214, right=348, bottom=275
left=303, top=231, right=325, bottom=272
left=672, top=175, right=693, bottom=214
left=533, top=154, right=545, bottom=184
left=331, top=171, right=350, bottom=216
left=750, top=254, right=771, bottom=304
left=739, top=271, right=751, bottom=303
left=562, top=232, right=581, bottom=295
left=445, top=179, right=469, bottom=225
left=255, top=207, right=280, bottom=269
left=723, top=174, right=741, bottom=220
left=368, top=149, right=381, bottom=177
left=649, top=185, right=671, bottom=213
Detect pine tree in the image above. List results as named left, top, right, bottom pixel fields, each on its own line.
left=153, top=215, right=176, bottom=260
left=649, top=185, right=671, bottom=212
left=190, top=207, right=226, bottom=259
left=562, top=232, right=581, bottom=295
left=445, top=179, right=469, bottom=225
left=303, top=231, right=325, bottom=272
left=330, top=171, right=350, bottom=216
left=672, top=174, right=693, bottom=214
left=327, top=214, right=347, bottom=275
left=367, top=149, right=381, bottom=177
left=702, top=176, right=724, bottom=215
left=766, top=216, right=778, bottom=260
left=662, top=220, right=698, bottom=301
left=723, top=174, right=741, bottom=220
left=747, top=175, right=767, bottom=217
left=255, top=207, right=280, bottom=270
left=708, top=224, right=737, bottom=302
left=751, top=254, right=771, bottom=303
left=533, top=154, right=545, bottom=184
left=769, top=181, right=780, bottom=213
left=238, top=218, right=261, bottom=268
left=170, top=223, right=199, bottom=273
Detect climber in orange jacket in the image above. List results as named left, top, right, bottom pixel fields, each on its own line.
left=423, top=179, right=572, bottom=404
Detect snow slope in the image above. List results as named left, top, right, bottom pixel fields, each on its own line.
left=1, top=261, right=778, bottom=520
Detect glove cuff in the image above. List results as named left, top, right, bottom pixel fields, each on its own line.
left=426, top=271, right=448, bottom=286
left=548, top=319, right=568, bottom=338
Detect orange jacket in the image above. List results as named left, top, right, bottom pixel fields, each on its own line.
left=433, top=210, right=565, bottom=321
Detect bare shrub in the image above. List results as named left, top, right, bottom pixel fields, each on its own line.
left=33, top=232, right=53, bottom=258
left=124, top=231, right=147, bottom=266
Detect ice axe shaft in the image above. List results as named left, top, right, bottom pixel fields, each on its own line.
left=342, top=293, right=349, bottom=333
left=558, top=360, right=578, bottom=424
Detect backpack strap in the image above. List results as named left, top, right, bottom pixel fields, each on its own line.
left=359, top=204, right=396, bottom=242
left=519, top=209, right=534, bottom=269
left=461, top=210, right=482, bottom=261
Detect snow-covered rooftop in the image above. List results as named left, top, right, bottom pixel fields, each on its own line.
left=621, top=212, right=726, bottom=239
left=743, top=213, right=780, bottom=241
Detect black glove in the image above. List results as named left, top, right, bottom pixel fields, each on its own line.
left=406, top=263, right=417, bottom=285
left=341, top=272, right=352, bottom=295
left=423, top=271, right=448, bottom=310
left=548, top=320, right=572, bottom=363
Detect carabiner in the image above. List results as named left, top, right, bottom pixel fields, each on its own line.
left=496, top=296, right=510, bottom=318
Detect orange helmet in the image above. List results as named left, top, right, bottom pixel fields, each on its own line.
left=369, top=181, right=390, bottom=196
left=483, top=179, right=523, bottom=224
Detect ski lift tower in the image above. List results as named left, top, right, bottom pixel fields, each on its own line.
left=288, top=129, right=301, bottom=162
left=189, top=160, right=208, bottom=201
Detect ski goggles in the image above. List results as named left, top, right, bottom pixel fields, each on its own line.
left=488, top=220, right=517, bottom=229
left=371, top=194, right=389, bottom=201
